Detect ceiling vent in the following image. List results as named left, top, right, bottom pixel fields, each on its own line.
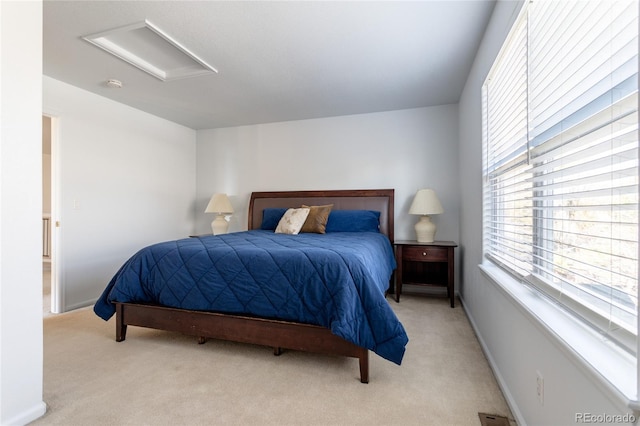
left=83, top=20, right=217, bottom=82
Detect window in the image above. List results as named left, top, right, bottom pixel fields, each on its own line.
left=483, top=0, right=639, bottom=352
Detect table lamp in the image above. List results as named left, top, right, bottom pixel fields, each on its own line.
left=205, top=193, right=234, bottom=235
left=409, top=189, right=443, bottom=243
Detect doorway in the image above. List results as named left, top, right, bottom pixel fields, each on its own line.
left=42, top=114, right=60, bottom=315
left=42, top=116, right=52, bottom=315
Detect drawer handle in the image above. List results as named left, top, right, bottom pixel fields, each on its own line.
left=423, top=252, right=427, bottom=256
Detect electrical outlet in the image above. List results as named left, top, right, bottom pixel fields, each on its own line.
left=536, top=370, right=544, bottom=405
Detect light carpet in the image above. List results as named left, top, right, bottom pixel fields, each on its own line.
left=33, top=295, right=515, bottom=426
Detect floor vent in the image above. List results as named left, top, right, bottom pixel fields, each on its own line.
left=478, top=413, right=511, bottom=426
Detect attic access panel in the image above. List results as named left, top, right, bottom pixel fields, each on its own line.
left=83, top=20, right=217, bottom=81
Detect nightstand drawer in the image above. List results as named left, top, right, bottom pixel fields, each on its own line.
left=402, top=246, right=449, bottom=262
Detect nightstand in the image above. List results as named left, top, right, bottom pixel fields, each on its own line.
left=394, top=240, right=457, bottom=307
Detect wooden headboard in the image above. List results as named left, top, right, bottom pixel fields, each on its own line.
left=248, top=189, right=394, bottom=243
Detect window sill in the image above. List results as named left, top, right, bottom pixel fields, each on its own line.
left=478, top=262, right=638, bottom=409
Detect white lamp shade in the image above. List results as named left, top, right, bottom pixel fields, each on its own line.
left=205, top=193, right=234, bottom=214
left=409, top=189, right=443, bottom=215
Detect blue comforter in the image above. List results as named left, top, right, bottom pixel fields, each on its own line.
left=94, top=230, right=408, bottom=365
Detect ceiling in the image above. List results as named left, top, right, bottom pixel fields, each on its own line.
left=44, top=1, right=496, bottom=130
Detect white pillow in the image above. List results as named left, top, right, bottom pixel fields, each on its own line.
left=275, top=207, right=310, bottom=235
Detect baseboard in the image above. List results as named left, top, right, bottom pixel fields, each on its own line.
left=64, top=298, right=98, bottom=313
left=459, top=295, right=527, bottom=426
left=3, top=401, right=47, bottom=426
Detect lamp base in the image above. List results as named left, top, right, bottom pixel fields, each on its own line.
left=415, top=215, right=436, bottom=243
left=211, top=215, right=229, bottom=235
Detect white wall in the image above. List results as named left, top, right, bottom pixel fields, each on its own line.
left=43, top=116, right=52, bottom=215
left=196, top=105, right=460, bottom=246
left=43, top=77, right=197, bottom=311
left=458, top=1, right=634, bottom=424
left=0, top=1, right=47, bottom=424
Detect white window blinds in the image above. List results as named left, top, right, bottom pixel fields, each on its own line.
left=483, top=0, right=639, bottom=351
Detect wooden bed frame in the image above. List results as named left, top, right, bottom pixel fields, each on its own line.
left=114, top=189, right=395, bottom=383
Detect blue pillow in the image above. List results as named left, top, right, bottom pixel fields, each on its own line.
left=261, top=208, right=288, bottom=230
left=325, top=210, right=381, bottom=233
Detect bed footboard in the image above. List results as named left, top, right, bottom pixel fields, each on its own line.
left=115, top=302, right=370, bottom=383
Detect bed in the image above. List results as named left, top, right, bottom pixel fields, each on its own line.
left=93, top=189, right=408, bottom=383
